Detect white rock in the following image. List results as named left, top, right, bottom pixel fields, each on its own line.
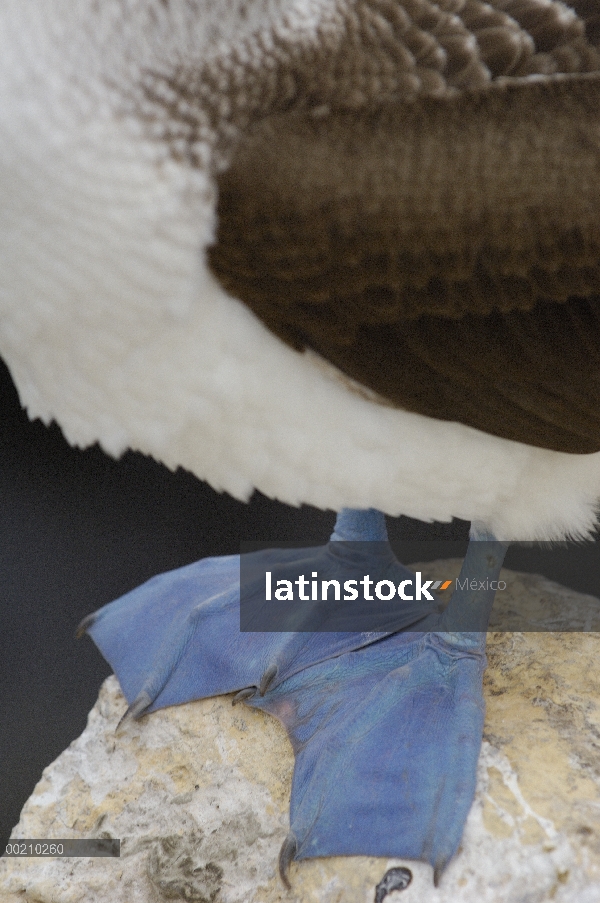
left=2, top=565, right=600, bottom=903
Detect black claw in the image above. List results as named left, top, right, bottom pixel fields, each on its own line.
left=278, top=832, right=297, bottom=890
left=374, top=867, right=412, bottom=902
left=259, top=664, right=278, bottom=696
left=75, top=612, right=97, bottom=639
left=232, top=687, right=256, bottom=706
left=116, top=691, right=152, bottom=733
left=433, top=862, right=445, bottom=888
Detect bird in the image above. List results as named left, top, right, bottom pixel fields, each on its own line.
left=2, top=0, right=600, bottom=889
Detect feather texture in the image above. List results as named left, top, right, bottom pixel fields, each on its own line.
left=1, top=0, right=600, bottom=538
left=209, top=76, right=600, bottom=452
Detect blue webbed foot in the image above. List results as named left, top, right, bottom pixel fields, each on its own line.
left=255, top=536, right=508, bottom=886
left=78, top=508, right=508, bottom=886
left=81, top=509, right=433, bottom=714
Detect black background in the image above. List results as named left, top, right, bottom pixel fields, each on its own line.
left=1, top=357, right=598, bottom=848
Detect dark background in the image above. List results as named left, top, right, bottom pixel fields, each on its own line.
left=1, top=357, right=598, bottom=848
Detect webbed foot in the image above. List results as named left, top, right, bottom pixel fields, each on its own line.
left=77, top=509, right=433, bottom=711
left=78, top=509, right=508, bottom=885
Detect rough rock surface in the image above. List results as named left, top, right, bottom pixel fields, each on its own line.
left=2, top=564, right=600, bottom=903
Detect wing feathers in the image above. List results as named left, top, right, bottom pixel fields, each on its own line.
left=208, top=75, right=600, bottom=453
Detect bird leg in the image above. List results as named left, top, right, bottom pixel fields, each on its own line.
left=78, top=508, right=508, bottom=886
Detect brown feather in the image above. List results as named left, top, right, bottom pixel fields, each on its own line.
left=204, top=6, right=600, bottom=454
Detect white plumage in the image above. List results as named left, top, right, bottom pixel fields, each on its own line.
left=1, top=0, right=600, bottom=541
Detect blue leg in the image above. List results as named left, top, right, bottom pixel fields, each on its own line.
left=254, top=530, right=509, bottom=885
left=79, top=509, right=433, bottom=717
left=78, top=509, right=508, bottom=886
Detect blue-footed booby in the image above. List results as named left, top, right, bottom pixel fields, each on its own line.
left=2, top=0, right=600, bottom=887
